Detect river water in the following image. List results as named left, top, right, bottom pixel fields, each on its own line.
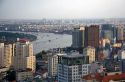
left=0, top=31, right=72, bottom=54
left=32, top=33, right=72, bottom=54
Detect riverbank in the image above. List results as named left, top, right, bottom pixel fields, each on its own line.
left=0, top=32, right=37, bottom=43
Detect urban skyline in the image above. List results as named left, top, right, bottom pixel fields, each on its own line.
left=1, top=0, right=125, bottom=82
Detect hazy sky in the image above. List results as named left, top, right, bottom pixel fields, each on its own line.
left=0, top=0, right=125, bottom=19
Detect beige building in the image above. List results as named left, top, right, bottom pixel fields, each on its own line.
left=12, top=39, right=36, bottom=72
left=16, top=70, right=33, bottom=81
left=26, top=56, right=36, bottom=72
left=83, top=46, right=95, bottom=63
left=0, top=43, right=4, bottom=67
left=48, top=53, right=58, bottom=78
left=0, top=43, right=14, bottom=68
left=48, top=53, right=65, bottom=78
left=4, top=44, right=13, bottom=67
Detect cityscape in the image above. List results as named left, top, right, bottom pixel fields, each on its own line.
left=0, top=0, right=125, bottom=82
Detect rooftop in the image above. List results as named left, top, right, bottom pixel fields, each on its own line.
left=83, top=72, right=125, bottom=82
left=62, top=52, right=84, bottom=58
left=18, top=38, right=29, bottom=43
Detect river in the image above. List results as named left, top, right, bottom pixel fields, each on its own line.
left=32, top=33, right=72, bottom=54
left=0, top=31, right=72, bottom=54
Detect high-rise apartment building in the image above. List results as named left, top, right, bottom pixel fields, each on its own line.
left=0, top=43, right=4, bottom=67
left=72, top=26, right=85, bottom=48
left=48, top=53, right=65, bottom=80
left=4, top=44, right=13, bottom=67
left=48, top=53, right=58, bottom=78
left=83, top=46, right=95, bottom=63
left=0, top=43, right=14, bottom=67
left=58, top=52, right=89, bottom=82
left=116, top=25, right=124, bottom=42
left=12, top=39, right=36, bottom=72
left=101, top=24, right=116, bottom=43
left=85, top=25, right=100, bottom=48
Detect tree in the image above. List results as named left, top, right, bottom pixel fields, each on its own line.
left=6, top=69, right=16, bottom=82
left=36, top=50, right=47, bottom=59
left=5, top=66, right=16, bottom=81
left=41, top=50, right=47, bottom=54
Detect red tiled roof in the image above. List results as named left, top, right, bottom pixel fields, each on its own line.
left=19, top=38, right=29, bottom=43
left=83, top=73, right=103, bottom=82
left=102, top=73, right=125, bottom=82
left=83, top=73, right=125, bottom=82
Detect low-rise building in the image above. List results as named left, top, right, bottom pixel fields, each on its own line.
left=16, top=70, right=33, bottom=81
left=0, top=67, right=9, bottom=80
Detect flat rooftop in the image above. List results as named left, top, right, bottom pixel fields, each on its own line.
left=62, top=52, right=85, bottom=58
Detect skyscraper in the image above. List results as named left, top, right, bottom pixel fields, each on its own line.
left=85, top=25, right=100, bottom=48
left=72, top=26, right=85, bottom=48
left=101, top=24, right=116, bottom=43
left=12, top=39, right=36, bottom=72
left=116, top=25, right=124, bottom=42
